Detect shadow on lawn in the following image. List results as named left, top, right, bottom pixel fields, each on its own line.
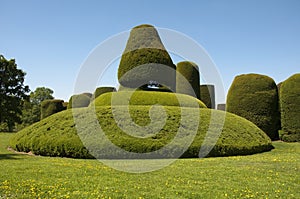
left=0, top=153, right=25, bottom=160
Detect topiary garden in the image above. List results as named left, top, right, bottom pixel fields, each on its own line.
left=10, top=24, right=284, bottom=160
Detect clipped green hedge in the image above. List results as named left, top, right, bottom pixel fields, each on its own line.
left=10, top=106, right=273, bottom=159
left=91, top=87, right=116, bottom=101
left=226, top=74, right=280, bottom=140
left=280, top=73, right=300, bottom=142
left=200, top=85, right=215, bottom=109
left=90, top=91, right=207, bottom=108
left=40, top=99, right=65, bottom=119
left=118, top=24, right=176, bottom=91
left=176, top=61, right=200, bottom=99
left=67, top=94, right=91, bottom=109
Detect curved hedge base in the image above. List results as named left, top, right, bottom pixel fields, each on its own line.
left=90, top=91, right=207, bottom=108
left=10, top=106, right=273, bottom=159
left=226, top=74, right=280, bottom=140
left=279, top=73, right=300, bottom=142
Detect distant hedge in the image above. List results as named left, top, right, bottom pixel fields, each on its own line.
left=91, top=87, right=116, bottom=101
left=217, top=104, right=226, bottom=111
left=226, top=74, right=280, bottom=140
left=118, top=24, right=176, bottom=91
left=91, top=91, right=207, bottom=108
left=41, top=99, right=65, bottom=119
left=176, top=61, right=200, bottom=99
left=279, top=74, right=300, bottom=142
left=67, top=94, right=91, bottom=109
left=200, top=85, right=215, bottom=109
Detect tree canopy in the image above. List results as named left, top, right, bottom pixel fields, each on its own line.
left=0, top=55, right=30, bottom=131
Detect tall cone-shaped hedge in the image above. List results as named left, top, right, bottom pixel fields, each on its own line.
left=176, top=61, right=200, bottom=99
left=280, top=74, right=300, bottom=142
left=226, top=74, right=280, bottom=140
left=118, top=24, right=176, bottom=91
left=200, top=85, right=215, bottom=109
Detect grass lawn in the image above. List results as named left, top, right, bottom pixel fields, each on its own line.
left=0, top=132, right=299, bottom=199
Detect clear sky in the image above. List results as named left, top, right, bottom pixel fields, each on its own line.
left=1, top=0, right=299, bottom=104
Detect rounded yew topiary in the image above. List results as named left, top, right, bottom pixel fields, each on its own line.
left=200, top=85, right=215, bottom=109
left=226, top=74, right=280, bottom=140
left=176, top=61, right=200, bottom=99
left=91, top=87, right=116, bottom=101
left=67, top=94, right=91, bottom=109
left=280, top=73, right=300, bottom=142
left=41, top=99, right=65, bottom=119
left=118, top=24, right=176, bottom=91
left=10, top=106, right=273, bottom=159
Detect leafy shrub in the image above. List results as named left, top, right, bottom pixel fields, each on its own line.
left=10, top=106, right=273, bottom=159
left=279, top=73, right=300, bottom=142
left=91, top=91, right=207, bottom=108
left=176, top=61, right=200, bottom=99
left=91, top=87, right=116, bottom=101
left=67, top=94, right=91, bottom=109
left=226, top=74, right=280, bottom=140
left=118, top=24, right=176, bottom=91
left=40, top=99, right=65, bottom=119
left=200, top=85, right=215, bottom=109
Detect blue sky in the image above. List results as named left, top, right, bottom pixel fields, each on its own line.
left=1, top=0, right=299, bottom=104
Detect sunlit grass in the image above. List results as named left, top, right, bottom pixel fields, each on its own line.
left=0, top=132, right=299, bottom=198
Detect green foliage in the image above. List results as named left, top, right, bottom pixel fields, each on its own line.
left=200, top=85, right=216, bottom=109
left=176, top=61, right=200, bottom=99
left=279, top=73, right=300, bottom=142
left=67, top=94, right=91, bottom=109
left=0, top=55, right=30, bottom=131
left=30, top=87, right=54, bottom=105
left=10, top=105, right=272, bottom=158
left=40, top=100, right=65, bottom=119
left=226, top=74, right=280, bottom=140
left=91, top=87, right=116, bottom=101
left=91, top=91, right=207, bottom=108
left=118, top=24, right=176, bottom=91
left=19, top=87, right=55, bottom=128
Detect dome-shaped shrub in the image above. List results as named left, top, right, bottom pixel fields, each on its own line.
left=200, top=85, right=215, bottom=109
left=176, top=61, right=200, bottom=99
left=67, top=94, right=91, bottom=109
left=41, top=99, right=65, bottom=119
left=91, top=91, right=207, bottom=108
left=280, top=73, right=300, bottom=142
left=91, top=87, right=116, bottom=101
left=118, top=24, right=176, bottom=91
left=10, top=106, right=273, bottom=159
left=226, top=74, right=280, bottom=140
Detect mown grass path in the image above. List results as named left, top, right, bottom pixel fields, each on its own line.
left=0, top=133, right=299, bottom=198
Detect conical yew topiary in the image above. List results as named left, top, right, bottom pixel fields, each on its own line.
left=118, top=24, right=176, bottom=91
left=226, top=74, right=280, bottom=140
